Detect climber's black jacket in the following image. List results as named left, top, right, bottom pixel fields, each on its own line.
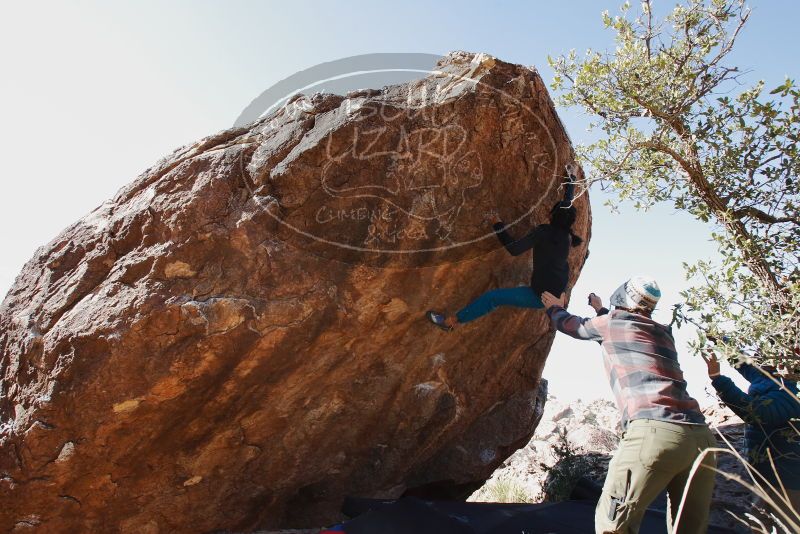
left=492, top=221, right=571, bottom=297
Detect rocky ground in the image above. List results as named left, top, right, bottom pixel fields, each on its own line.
left=256, top=398, right=757, bottom=533
left=471, top=395, right=755, bottom=532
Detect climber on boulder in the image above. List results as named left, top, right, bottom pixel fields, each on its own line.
left=542, top=277, right=716, bottom=534
left=426, top=163, right=582, bottom=331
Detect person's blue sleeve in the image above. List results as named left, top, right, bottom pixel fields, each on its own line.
left=711, top=375, right=800, bottom=426
left=710, top=376, right=752, bottom=422
left=734, top=362, right=762, bottom=383
left=493, top=221, right=536, bottom=256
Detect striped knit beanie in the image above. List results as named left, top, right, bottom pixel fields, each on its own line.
left=610, top=275, right=661, bottom=311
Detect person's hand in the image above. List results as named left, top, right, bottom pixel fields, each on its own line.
left=588, top=292, right=603, bottom=311
left=700, top=350, right=721, bottom=378
left=541, top=292, right=566, bottom=309
left=484, top=209, right=501, bottom=226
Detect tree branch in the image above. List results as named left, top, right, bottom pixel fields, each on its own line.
left=732, top=206, right=798, bottom=225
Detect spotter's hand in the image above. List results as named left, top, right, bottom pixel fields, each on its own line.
left=700, top=350, right=721, bottom=378
left=588, top=292, right=603, bottom=311
left=542, top=292, right=566, bottom=309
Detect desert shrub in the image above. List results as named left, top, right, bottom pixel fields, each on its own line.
left=539, top=426, right=590, bottom=502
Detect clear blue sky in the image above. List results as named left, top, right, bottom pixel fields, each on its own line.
left=2, top=0, right=797, bottom=403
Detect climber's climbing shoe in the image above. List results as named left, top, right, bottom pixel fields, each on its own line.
left=426, top=310, right=453, bottom=331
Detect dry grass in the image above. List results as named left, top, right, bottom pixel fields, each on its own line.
left=479, top=477, right=532, bottom=503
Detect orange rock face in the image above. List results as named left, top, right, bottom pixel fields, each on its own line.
left=0, top=51, right=590, bottom=531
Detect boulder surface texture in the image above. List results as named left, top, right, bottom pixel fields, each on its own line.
left=0, top=51, right=590, bottom=532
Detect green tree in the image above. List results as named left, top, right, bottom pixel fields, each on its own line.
left=549, top=0, right=799, bottom=366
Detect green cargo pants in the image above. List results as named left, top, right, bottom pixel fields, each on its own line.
left=595, top=419, right=717, bottom=534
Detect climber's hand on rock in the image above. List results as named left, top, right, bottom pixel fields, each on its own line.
left=484, top=209, right=501, bottom=226
left=588, top=293, right=603, bottom=311
left=541, top=292, right=566, bottom=309
left=701, top=350, right=721, bottom=378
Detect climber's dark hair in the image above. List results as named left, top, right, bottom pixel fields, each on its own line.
left=550, top=201, right=583, bottom=247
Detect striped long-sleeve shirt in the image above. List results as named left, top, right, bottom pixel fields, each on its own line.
left=546, top=306, right=706, bottom=429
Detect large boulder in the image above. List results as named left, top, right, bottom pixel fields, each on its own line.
left=0, top=51, right=590, bottom=532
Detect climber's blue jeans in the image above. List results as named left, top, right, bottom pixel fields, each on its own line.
left=455, top=286, right=543, bottom=323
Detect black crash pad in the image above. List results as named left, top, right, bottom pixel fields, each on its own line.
left=340, top=496, right=731, bottom=534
